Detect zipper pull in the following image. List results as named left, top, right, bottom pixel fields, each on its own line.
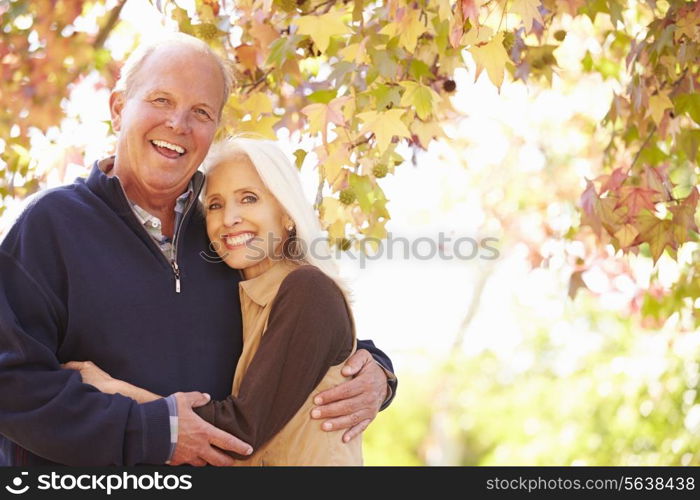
left=171, top=260, right=181, bottom=293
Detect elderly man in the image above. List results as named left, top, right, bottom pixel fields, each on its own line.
left=0, top=33, right=396, bottom=466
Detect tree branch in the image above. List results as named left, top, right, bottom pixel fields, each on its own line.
left=94, top=0, right=129, bottom=50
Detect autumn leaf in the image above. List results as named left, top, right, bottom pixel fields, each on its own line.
left=510, top=0, right=543, bottom=33
left=379, top=8, right=427, bottom=52
left=399, top=81, right=441, bottom=120
left=235, top=44, right=259, bottom=73
left=598, top=167, right=627, bottom=195
left=614, top=223, right=639, bottom=249
left=616, top=185, right=658, bottom=217
left=292, top=11, right=353, bottom=53
left=648, top=92, right=673, bottom=127
left=315, top=140, right=351, bottom=187
left=356, top=109, right=412, bottom=153
left=302, top=96, right=352, bottom=144
left=635, top=213, right=674, bottom=264
left=411, top=120, right=444, bottom=149
left=468, top=32, right=510, bottom=87
left=669, top=187, right=699, bottom=234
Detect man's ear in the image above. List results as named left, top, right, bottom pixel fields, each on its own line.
left=109, top=91, right=125, bottom=132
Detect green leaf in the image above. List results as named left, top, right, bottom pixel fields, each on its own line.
left=674, top=93, right=700, bottom=125
left=294, top=149, right=307, bottom=170
left=409, top=59, right=432, bottom=81
left=349, top=173, right=375, bottom=213
left=368, top=84, right=402, bottom=111
left=307, top=89, right=337, bottom=104
left=399, top=81, right=440, bottom=120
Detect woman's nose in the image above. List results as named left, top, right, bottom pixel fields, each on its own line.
left=223, top=209, right=242, bottom=227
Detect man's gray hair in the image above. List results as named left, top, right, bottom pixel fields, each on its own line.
left=113, top=32, right=234, bottom=115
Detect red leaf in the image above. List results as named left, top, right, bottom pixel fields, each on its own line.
left=616, top=185, right=658, bottom=217
left=599, top=167, right=628, bottom=195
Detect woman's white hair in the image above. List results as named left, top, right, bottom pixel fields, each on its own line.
left=114, top=32, right=234, bottom=116
left=200, top=136, right=351, bottom=298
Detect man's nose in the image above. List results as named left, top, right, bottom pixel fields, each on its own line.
left=165, top=109, right=191, bottom=134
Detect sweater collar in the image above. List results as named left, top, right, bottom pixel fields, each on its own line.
left=87, top=156, right=205, bottom=213
left=239, top=260, right=302, bottom=307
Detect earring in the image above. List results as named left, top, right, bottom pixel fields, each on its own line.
left=286, top=223, right=295, bottom=232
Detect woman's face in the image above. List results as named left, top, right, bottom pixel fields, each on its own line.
left=204, top=153, right=291, bottom=279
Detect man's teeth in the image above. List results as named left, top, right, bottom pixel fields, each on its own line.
left=225, top=233, right=255, bottom=246
left=152, top=140, right=185, bottom=154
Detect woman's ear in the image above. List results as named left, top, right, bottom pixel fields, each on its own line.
left=109, top=91, right=125, bottom=132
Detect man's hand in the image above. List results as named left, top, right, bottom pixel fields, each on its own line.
left=311, top=349, right=389, bottom=443
left=168, top=392, right=253, bottom=467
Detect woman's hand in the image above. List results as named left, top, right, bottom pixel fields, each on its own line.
left=61, top=360, right=116, bottom=394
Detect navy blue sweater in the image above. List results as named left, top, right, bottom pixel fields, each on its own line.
left=0, top=162, right=395, bottom=465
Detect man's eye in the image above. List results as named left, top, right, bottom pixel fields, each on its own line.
left=195, top=108, right=212, bottom=119
left=153, top=97, right=169, bottom=104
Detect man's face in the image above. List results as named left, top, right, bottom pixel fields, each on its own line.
left=110, top=45, right=225, bottom=197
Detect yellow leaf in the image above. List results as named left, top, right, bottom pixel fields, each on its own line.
left=321, top=197, right=348, bottom=227
left=302, top=96, right=352, bottom=144
left=379, top=8, right=426, bottom=52
left=468, top=32, right=510, bottom=88
left=339, top=40, right=370, bottom=64
left=510, top=0, right=543, bottom=33
left=315, top=141, right=350, bottom=187
left=648, top=92, right=673, bottom=127
left=461, top=25, right=493, bottom=46
left=411, top=120, right=444, bottom=149
left=357, top=109, right=412, bottom=153
left=399, top=81, right=441, bottom=120
left=240, top=92, right=273, bottom=115
left=235, top=116, right=279, bottom=139
left=614, top=223, right=639, bottom=249
left=292, top=11, right=353, bottom=53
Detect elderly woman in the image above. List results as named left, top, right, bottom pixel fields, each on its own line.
left=65, top=138, right=362, bottom=465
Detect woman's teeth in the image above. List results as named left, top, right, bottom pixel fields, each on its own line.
left=225, top=233, right=255, bottom=246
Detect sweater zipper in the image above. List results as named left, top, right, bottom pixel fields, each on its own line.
left=114, top=179, right=195, bottom=294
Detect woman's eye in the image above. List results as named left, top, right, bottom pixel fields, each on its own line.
left=242, top=195, right=258, bottom=204
left=207, top=202, right=222, bottom=210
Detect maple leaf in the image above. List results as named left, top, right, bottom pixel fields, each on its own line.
left=235, top=44, right=259, bottom=73
left=616, top=185, right=658, bottom=217
left=461, top=0, right=480, bottom=25
left=411, top=120, right=444, bottom=149
left=315, top=140, right=350, bottom=187
left=555, top=0, right=585, bottom=16
left=399, top=81, right=441, bottom=120
left=648, top=92, right=673, bottom=127
left=614, top=223, right=639, bottom=249
left=356, top=109, right=411, bottom=153
left=510, top=0, right=544, bottom=33
left=598, top=166, right=627, bottom=194
left=379, top=8, right=427, bottom=52
left=669, top=187, right=699, bottom=234
left=468, top=32, right=510, bottom=88
left=302, top=96, right=351, bottom=144
left=292, top=11, right=353, bottom=53
left=642, top=164, right=672, bottom=202
left=635, top=212, right=674, bottom=263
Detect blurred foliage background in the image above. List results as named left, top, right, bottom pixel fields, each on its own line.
left=1, top=0, right=699, bottom=465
